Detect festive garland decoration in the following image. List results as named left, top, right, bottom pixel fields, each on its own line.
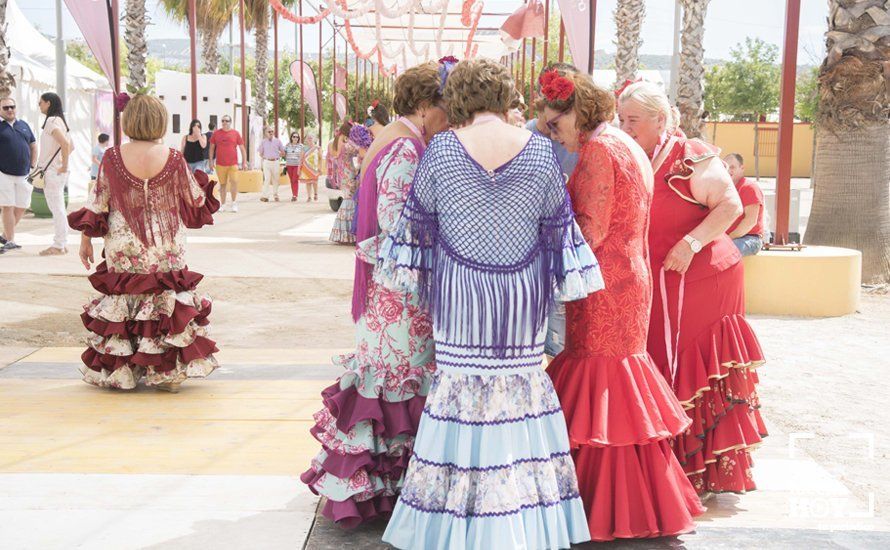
left=270, top=0, right=331, bottom=24
left=463, top=0, right=484, bottom=58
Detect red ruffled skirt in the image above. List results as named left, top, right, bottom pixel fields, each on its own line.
left=649, top=261, right=767, bottom=495
left=547, top=352, right=705, bottom=541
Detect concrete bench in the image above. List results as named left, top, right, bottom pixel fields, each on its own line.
left=743, top=246, right=861, bottom=317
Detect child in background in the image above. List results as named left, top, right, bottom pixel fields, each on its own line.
left=90, top=134, right=110, bottom=185
left=299, top=134, right=321, bottom=202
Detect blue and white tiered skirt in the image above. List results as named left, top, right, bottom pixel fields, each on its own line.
left=382, top=338, right=591, bottom=550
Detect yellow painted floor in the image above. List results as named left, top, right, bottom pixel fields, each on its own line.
left=0, top=352, right=337, bottom=476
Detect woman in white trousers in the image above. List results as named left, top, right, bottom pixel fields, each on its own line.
left=37, top=92, right=72, bottom=256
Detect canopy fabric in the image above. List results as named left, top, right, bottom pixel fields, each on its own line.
left=321, top=0, right=517, bottom=70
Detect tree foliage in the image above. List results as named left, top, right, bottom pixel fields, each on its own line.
left=795, top=66, right=819, bottom=123
left=705, top=37, right=780, bottom=122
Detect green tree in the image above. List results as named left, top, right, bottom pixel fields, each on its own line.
left=795, top=66, right=819, bottom=123
left=712, top=37, right=781, bottom=179
left=703, top=64, right=731, bottom=142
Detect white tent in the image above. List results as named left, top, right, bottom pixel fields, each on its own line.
left=6, top=0, right=111, bottom=199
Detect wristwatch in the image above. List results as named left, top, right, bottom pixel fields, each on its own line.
left=683, top=234, right=703, bottom=253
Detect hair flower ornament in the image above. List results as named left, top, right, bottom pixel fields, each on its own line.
left=348, top=124, right=373, bottom=149
left=438, top=56, right=460, bottom=93
left=540, top=69, right=575, bottom=102
left=115, top=92, right=132, bottom=112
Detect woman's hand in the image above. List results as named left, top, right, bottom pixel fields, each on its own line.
left=79, top=236, right=94, bottom=270
left=663, top=239, right=695, bottom=274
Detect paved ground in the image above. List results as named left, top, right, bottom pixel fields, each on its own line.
left=1, top=192, right=889, bottom=549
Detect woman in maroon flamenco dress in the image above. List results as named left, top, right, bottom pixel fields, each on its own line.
left=67, top=94, right=220, bottom=392
left=618, top=81, right=767, bottom=498
left=542, top=70, right=704, bottom=541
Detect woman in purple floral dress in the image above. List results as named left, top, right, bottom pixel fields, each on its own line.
left=301, top=61, right=451, bottom=527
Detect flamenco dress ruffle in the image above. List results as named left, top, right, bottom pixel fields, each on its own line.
left=299, top=253, right=436, bottom=527
left=329, top=197, right=356, bottom=244
left=378, top=200, right=599, bottom=549
left=547, top=352, right=704, bottom=541
left=651, top=262, right=767, bottom=495
left=67, top=173, right=220, bottom=389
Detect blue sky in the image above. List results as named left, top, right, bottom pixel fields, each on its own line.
left=21, top=0, right=829, bottom=64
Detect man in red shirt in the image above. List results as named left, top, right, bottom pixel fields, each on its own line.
left=208, top=115, right=247, bottom=213
left=725, top=153, right=766, bottom=256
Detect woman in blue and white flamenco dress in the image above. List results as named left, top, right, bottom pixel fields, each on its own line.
left=377, top=58, right=603, bottom=550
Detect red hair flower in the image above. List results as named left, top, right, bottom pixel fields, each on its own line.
left=542, top=72, right=575, bottom=102
left=371, top=99, right=380, bottom=108
left=438, top=55, right=459, bottom=65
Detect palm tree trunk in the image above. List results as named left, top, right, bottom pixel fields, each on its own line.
left=200, top=26, right=223, bottom=74
left=807, top=127, right=890, bottom=282
left=613, top=0, right=645, bottom=87
left=0, top=0, right=16, bottom=98
left=124, top=0, right=149, bottom=90
left=805, top=0, right=890, bottom=284
left=677, top=0, right=710, bottom=139
left=253, top=3, right=269, bottom=121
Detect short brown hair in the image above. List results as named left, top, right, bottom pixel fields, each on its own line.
left=444, top=58, right=514, bottom=126
left=392, top=62, right=442, bottom=117
left=121, top=95, right=167, bottom=141
left=542, top=71, right=614, bottom=133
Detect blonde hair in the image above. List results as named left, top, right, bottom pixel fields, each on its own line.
left=444, top=58, right=514, bottom=126
left=121, top=95, right=168, bottom=141
left=618, top=81, right=677, bottom=133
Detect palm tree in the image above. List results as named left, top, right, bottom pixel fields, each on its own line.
left=676, top=0, right=710, bottom=139
left=613, top=0, right=645, bottom=87
left=244, top=0, right=270, bottom=121
left=805, top=1, right=890, bottom=283
left=0, top=0, right=14, bottom=98
left=160, top=0, right=237, bottom=74
left=124, top=0, right=149, bottom=89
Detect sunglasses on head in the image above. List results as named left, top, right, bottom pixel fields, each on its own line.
left=1, top=105, right=15, bottom=111
left=546, top=111, right=567, bottom=135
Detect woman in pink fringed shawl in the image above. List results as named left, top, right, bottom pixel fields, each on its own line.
left=300, top=59, right=453, bottom=528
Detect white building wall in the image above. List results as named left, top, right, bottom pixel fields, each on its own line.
left=155, top=70, right=254, bottom=162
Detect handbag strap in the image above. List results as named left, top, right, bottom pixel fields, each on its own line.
left=660, top=267, right=685, bottom=388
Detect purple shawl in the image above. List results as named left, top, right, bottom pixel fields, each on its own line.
left=351, top=136, right=426, bottom=321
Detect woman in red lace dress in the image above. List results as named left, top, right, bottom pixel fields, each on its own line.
left=67, top=94, right=220, bottom=392
left=542, top=70, right=703, bottom=541
left=618, top=82, right=767, bottom=497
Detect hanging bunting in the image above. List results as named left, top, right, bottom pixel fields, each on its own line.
left=290, top=61, right=321, bottom=120
left=334, top=63, right=347, bottom=89
left=270, top=0, right=331, bottom=24
left=333, top=92, right=348, bottom=121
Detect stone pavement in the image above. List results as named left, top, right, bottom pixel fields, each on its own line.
left=2, top=346, right=889, bottom=550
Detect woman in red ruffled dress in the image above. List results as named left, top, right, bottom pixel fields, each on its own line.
left=67, top=94, right=220, bottom=392
left=543, top=70, right=703, bottom=541
left=618, top=82, right=767, bottom=497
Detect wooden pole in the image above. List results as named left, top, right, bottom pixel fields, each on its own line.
left=188, top=0, right=198, bottom=121
left=318, top=16, right=323, bottom=146
left=530, top=37, right=537, bottom=107
left=109, top=0, right=121, bottom=144
left=239, top=0, right=247, bottom=147
left=558, top=20, right=565, bottom=62
left=774, top=0, right=802, bottom=245
left=332, top=21, right=337, bottom=133
left=299, top=0, right=305, bottom=140
left=521, top=38, right=527, bottom=100
left=588, top=0, right=597, bottom=73
left=543, top=0, right=550, bottom=66
left=273, top=11, right=279, bottom=135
